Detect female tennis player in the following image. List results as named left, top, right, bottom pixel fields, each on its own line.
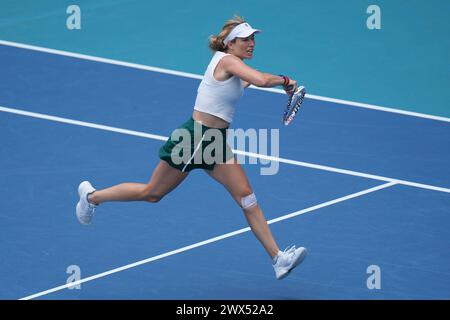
left=76, top=16, right=307, bottom=280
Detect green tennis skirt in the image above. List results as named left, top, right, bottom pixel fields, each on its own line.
left=159, top=118, right=234, bottom=172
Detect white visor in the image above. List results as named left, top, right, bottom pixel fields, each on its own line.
left=223, top=22, right=261, bottom=46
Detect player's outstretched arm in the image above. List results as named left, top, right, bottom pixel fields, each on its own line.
left=222, top=55, right=297, bottom=94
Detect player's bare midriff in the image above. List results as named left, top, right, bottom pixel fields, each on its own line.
left=192, top=110, right=230, bottom=129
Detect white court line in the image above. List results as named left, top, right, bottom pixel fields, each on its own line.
left=1, top=105, right=449, bottom=194
left=0, top=105, right=168, bottom=142
left=1, top=39, right=449, bottom=123
left=233, top=150, right=450, bottom=194
left=19, top=181, right=396, bottom=300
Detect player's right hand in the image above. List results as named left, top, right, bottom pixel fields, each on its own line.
left=284, top=79, right=298, bottom=96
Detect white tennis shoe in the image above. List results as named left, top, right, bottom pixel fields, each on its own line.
left=272, top=245, right=307, bottom=279
left=76, top=181, right=97, bottom=225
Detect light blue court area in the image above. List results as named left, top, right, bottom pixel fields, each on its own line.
left=0, top=0, right=449, bottom=118
left=0, top=42, right=449, bottom=300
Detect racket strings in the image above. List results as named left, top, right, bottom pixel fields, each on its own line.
left=283, top=86, right=305, bottom=125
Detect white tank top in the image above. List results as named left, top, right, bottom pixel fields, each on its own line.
left=194, top=51, right=244, bottom=123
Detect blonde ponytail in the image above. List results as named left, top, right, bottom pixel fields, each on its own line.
left=209, top=15, right=246, bottom=52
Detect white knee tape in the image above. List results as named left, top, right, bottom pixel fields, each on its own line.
left=241, top=193, right=257, bottom=209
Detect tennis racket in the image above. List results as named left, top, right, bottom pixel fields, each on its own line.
left=283, top=86, right=306, bottom=126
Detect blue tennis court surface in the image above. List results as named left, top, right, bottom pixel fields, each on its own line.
left=0, top=42, right=449, bottom=300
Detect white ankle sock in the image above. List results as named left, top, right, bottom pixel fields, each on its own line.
left=272, top=251, right=282, bottom=264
